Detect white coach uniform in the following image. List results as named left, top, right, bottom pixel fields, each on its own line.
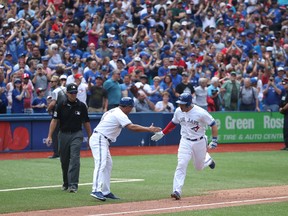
left=171, top=105, right=214, bottom=195
left=89, top=107, right=132, bottom=195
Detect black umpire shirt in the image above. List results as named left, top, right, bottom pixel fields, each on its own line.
left=53, top=99, right=90, bottom=132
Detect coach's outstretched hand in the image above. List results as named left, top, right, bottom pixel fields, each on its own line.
left=151, top=131, right=164, bottom=141
left=148, top=123, right=162, bottom=133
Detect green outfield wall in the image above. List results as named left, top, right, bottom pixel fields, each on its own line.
left=206, top=112, right=284, bottom=143
left=0, top=112, right=284, bottom=152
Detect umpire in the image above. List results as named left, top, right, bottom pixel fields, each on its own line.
left=46, top=83, right=92, bottom=193
left=280, top=78, right=288, bottom=151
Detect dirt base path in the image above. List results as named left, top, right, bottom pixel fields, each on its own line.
left=3, top=185, right=288, bottom=216
left=0, top=143, right=284, bottom=160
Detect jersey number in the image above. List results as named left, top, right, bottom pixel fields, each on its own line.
left=191, top=125, right=200, bottom=132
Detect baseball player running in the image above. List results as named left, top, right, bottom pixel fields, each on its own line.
left=89, top=97, right=161, bottom=201
left=151, top=93, right=218, bottom=200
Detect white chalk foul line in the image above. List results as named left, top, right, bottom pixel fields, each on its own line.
left=0, top=178, right=144, bottom=192
left=88, top=196, right=288, bottom=216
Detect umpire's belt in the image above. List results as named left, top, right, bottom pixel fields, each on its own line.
left=94, top=131, right=112, bottom=143
left=186, top=136, right=204, bottom=142
left=61, top=130, right=81, bottom=133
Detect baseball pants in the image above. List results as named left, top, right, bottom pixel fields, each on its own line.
left=89, top=132, right=112, bottom=195
left=58, top=130, right=83, bottom=189
left=173, top=136, right=212, bottom=195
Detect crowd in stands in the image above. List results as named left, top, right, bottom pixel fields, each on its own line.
left=0, top=0, right=287, bottom=114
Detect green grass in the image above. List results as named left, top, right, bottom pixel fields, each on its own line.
left=156, top=202, right=288, bottom=216
left=0, top=151, right=288, bottom=214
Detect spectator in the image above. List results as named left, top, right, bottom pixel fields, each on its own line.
left=194, top=77, right=208, bottom=110
left=169, top=65, right=182, bottom=88
left=11, top=78, right=29, bottom=114
left=134, top=91, right=155, bottom=112
left=207, top=77, right=221, bottom=112
left=239, top=78, right=260, bottom=112
left=155, top=91, right=174, bottom=113
left=120, top=74, right=135, bottom=98
left=149, top=76, right=163, bottom=104
left=74, top=74, right=88, bottom=106
left=67, top=64, right=86, bottom=85
left=59, top=74, right=67, bottom=87
left=275, top=67, right=286, bottom=84
left=128, top=56, right=145, bottom=75
left=103, top=71, right=121, bottom=110
left=41, top=56, right=53, bottom=80
left=160, top=74, right=176, bottom=104
left=32, top=88, right=47, bottom=113
left=0, top=69, right=8, bottom=114
left=116, top=58, right=128, bottom=79
left=135, top=74, right=152, bottom=96
left=157, top=58, right=170, bottom=81
left=22, top=73, right=34, bottom=114
left=96, top=38, right=113, bottom=59
left=220, top=71, right=241, bottom=111
left=88, top=75, right=108, bottom=113
left=262, top=76, right=284, bottom=112
left=6, top=72, right=16, bottom=113
left=83, top=60, right=101, bottom=85
left=175, top=71, right=195, bottom=98
left=0, top=0, right=287, bottom=117
left=32, top=63, right=49, bottom=97
left=48, top=44, right=63, bottom=70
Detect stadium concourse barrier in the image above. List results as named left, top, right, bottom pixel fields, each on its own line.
left=0, top=112, right=284, bottom=152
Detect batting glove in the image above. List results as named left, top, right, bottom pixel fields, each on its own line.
left=208, top=137, right=218, bottom=149
left=151, top=131, right=164, bottom=141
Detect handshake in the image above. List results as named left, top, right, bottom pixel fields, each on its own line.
left=151, top=132, right=218, bottom=149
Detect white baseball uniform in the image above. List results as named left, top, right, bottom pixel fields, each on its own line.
left=171, top=105, right=215, bottom=195
left=89, top=107, right=132, bottom=194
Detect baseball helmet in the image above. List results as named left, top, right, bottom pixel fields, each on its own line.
left=176, top=93, right=192, bottom=106
left=119, top=97, right=134, bottom=107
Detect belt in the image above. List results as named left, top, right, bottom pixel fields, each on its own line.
left=94, top=131, right=112, bottom=143
left=61, top=130, right=80, bottom=133
left=186, top=136, right=204, bottom=142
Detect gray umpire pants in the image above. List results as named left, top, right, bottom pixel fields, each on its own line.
left=58, top=130, right=83, bottom=189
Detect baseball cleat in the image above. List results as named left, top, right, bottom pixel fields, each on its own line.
left=68, top=187, right=77, bottom=193
left=91, top=191, right=106, bottom=201
left=62, top=186, right=68, bottom=191
left=171, top=191, right=181, bottom=200
left=209, top=160, right=216, bottom=169
left=104, top=192, right=120, bottom=199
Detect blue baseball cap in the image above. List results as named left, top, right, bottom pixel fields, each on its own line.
left=96, top=7, right=102, bottom=12
left=162, top=45, right=170, bottom=51
left=72, top=64, right=78, bottom=69
left=95, top=75, right=103, bottom=80
left=250, top=77, right=257, bottom=84
left=18, top=53, right=25, bottom=58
